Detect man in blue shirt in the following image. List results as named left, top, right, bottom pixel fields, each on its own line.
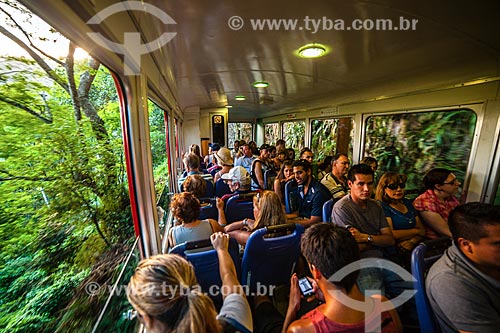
left=286, top=159, right=330, bottom=227
left=234, top=143, right=256, bottom=174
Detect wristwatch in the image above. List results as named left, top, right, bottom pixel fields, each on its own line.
left=367, top=234, right=373, bottom=243
left=243, top=218, right=248, bottom=226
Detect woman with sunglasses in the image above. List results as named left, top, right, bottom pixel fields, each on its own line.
left=224, top=190, right=286, bottom=246
left=375, top=172, right=425, bottom=262
left=413, top=168, right=461, bottom=239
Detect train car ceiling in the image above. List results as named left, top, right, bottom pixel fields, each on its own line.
left=20, top=1, right=500, bottom=120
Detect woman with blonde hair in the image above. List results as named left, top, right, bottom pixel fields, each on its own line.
left=224, top=190, right=287, bottom=246
left=127, top=233, right=253, bottom=333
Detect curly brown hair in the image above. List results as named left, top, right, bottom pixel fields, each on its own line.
left=170, top=192, right=201, bottom=223
left=182, top=174, right=207, bottom=198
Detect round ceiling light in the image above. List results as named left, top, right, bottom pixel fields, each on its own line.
left=252, top=81, right=269, bottom=88
left=235, top=95, right=246, bottom=101
left=298, top=44, right=327, bottom=58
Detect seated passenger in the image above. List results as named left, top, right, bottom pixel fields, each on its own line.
left=360, top=156, right=378, bottom=174
left=286, top=147, right=296, bottom=161
left=253, top=224, right=402, bottom=333
left=220, top=166, right=257, bottom=201
left=273, top=160, right=294, bottom=205
left=331, top=164, right=395, bottom=294
left=127, top=233, right=253, bottom=333
left=413, top=168, right=461, bottom=239
left=189, top=143, right=206, bottom=170
left=235, top=143, right=256, bottom=174
left=316, top=155, right=332, bottom=181
left=286, top=159, right=331, bottom=227
left=166, top=192, right=224, bottom=249
left=178, top=153, right=214, bottom=191
left=213, top=147, right=234, bottom=183
left=298, top=147, right=314, bottom=165
left=182, top=174, right=206, bottom=198
left=426, top=202, right=500, bottom=333
left=224, top=190, right=286, bottom=246
left=321, top=153, right=350, bottom=199
left=375, top=172, right=425, bottom=267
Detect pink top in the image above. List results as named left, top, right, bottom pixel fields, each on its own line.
left=301, top=298, right=399, bottom=333
left=413, top=189, right=460, bottom=239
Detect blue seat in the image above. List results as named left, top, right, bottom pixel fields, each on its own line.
left=322, top=198, right=334, bottom=222
left=169, top=237, right=240, bottom=306
left=225, top=192, right=255, bottom=223
left=284, top=180, right=299, bottom=214
left=179, top=175, right=214, bottom=197
left=241, top=223, right=305, bottom=292
left=411, top=237, right=451, bottom=333
left=214, top=178, right=232, bottom=198
left=198, top=197, right=218, bottom=220
left=264, top=169, right=277, bottom=190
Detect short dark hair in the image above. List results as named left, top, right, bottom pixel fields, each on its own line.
left=347, top=163, right=374, bottom=182
left=332, top=153, right=348, bottom=162
left=292, top=159, right=311, bottom=172
left=449, top=202, right=500, bottom=243
left=423, top=168, right=452, bottom=190
left=299, top=147, right=313, bottom=158
left=184, top=153, right=200, bottom=170
left=301, top=224, right=359, bottom=292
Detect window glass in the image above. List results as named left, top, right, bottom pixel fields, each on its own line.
left=310, top=118, right=354, bottom=162
left=364, top=109, right=476, bottom=190
left=228, top=122, right=252, bottom=147
left=264, top=123, right=280, bottom=144
left=282, top=121, right=305, bottom=157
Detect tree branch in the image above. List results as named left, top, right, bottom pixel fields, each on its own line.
left=0, top=25, right=69, bottom=93
left=65, top=42, right=81, bottom=121
left=0, top=170, right=55, bottom=181
left=0, top=94, right=52, bottom=123
left=0, top=6, right=65, bottom=66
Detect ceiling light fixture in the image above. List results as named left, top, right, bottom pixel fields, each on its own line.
left=225, top=105, right=232, bottom=108
left=253, top=81, right=269, bottom=88
left=235, top=95, right=246, bottom=101
left=298, top=43, right=327, bottom=58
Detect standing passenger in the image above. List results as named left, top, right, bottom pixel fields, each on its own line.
left=413, top=168, right=461, bottom=239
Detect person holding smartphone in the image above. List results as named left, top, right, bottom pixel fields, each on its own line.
left=253, top=224, right=402, bottom=333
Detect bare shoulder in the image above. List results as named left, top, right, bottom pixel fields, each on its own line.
left=287, top=318, right=315, bottom=333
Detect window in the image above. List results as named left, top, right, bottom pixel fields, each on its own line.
left=282, top=120, right=305, bottom=157
left=264, top=123, right=279, bottom=144
left=310, top=118, right=354, bottom=162
left=228, top=122, right=252, bottom=147
left=364, top=109, right=476, bottom=190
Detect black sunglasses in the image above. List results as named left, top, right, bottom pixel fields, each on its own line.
left=386, top=183, right=405, bottom=190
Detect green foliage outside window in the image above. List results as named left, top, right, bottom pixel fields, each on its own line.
left=283, top=121, right=305, bottom=157
left=364, top=109, right=476, bottom=190
left=228, top=122, right=252, bottom=147
left=264, top=123, right=280, bottom=144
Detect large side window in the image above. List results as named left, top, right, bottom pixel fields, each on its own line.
left=264, top=122, right=280, bottom=144
left=364, top=109, right=477, bottom=190
left=282, top=120, right=305, bottom=156
left=310, top=117, right=354, bottom=162
left=228, top=122, right=252, bottom=147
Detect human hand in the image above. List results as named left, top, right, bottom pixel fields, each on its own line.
left=216, top=197, right=225, bottom=210
left=210, top=232, right=229, bottom=251
left=288, top=274, right=302, bottom=313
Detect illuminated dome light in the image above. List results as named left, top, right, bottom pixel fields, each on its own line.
left=225, top=105, right=233, bottom=108
left=297, top=44, right=327, bottom=58
left=252, top=81, right=269, bottom=88
left=235, top=95, right=246, bottom=101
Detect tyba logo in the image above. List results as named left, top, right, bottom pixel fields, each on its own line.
left=87, top=1, right=177, bottom=75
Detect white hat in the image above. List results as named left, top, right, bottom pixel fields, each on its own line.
left=221, top=166, right=250, bottom=186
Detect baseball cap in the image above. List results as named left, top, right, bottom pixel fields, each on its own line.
left=221, top=166, right=250, bottom=186
left=209, top=143, right=221, bottom=151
